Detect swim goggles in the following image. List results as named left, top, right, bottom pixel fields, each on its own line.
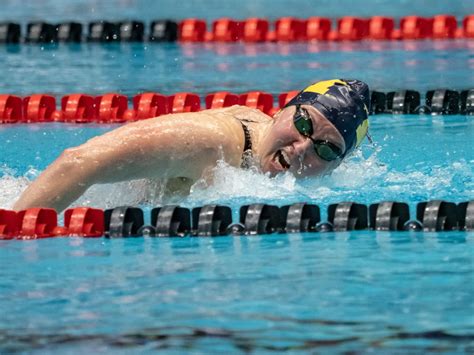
left=293, top=105, right=343, bottom=161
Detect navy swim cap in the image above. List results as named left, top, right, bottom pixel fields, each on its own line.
left=285, top=79, right=370, bottom=154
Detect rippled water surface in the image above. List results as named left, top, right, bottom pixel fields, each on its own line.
left=2, top=41, right=474, bottom=96
left=1, top=0, right=473, bottom=22
left=1, top=117, right=473, bottom=353
left=1, top=233, right=473, bottom=353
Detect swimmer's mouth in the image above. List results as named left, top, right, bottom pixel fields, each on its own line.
left=276, top=149, right=291, bottom=170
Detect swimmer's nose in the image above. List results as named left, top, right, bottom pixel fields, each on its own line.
left=291, top=136, right=313, bottom=162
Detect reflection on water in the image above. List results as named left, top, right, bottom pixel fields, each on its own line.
left=1, top=0, right=473, bottom=21
left=1, top=326, right=473, bottom=352
left=1, top=233, right=473, bottom=352
left=1, top=41, right=473, bottom=96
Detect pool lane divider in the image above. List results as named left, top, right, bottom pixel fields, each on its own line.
left=1, top=15, right=474, bottom=44
left=1, top=89, right=473, bottom=124
left=1, top=200, right=473, bottom=239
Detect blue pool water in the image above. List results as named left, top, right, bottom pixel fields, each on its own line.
left=1, top=0, right=474, bottom=353
left=1, top=0, right=473, bottom=22
left=2, top=41, right=474, bottom=96
left=1, top=233, right=473, bottom=352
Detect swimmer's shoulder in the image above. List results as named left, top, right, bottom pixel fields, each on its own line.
left=182, top=105, right=270, bottom=134
left=212, top=105, right=272, bottom=123
left=140, top=105, right=270, bottom=128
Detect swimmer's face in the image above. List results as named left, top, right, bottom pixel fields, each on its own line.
left=259, top=105, right=346, bottom=177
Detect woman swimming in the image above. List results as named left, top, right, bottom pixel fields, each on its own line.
left=13, top=79, right=370, bottom=212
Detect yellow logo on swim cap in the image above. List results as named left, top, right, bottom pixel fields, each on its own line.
left=355, top=119, right=369, bottom=147
left=303, top=79, right=347, bottom=95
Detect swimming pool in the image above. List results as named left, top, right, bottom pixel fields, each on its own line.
left=1, top=0, right=474, bottom=352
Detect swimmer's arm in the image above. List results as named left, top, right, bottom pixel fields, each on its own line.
left=13, top=113, right=244, bottom=212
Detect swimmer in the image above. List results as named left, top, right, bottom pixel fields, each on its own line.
left=13, top=79, right=370, bottom=212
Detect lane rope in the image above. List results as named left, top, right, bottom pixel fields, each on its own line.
left=1, top=15, right=473, bottom=44
left=1, top=200, right=473, bottom=239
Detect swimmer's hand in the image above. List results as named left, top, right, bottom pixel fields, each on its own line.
left=13, top=111, right=245, bottom=212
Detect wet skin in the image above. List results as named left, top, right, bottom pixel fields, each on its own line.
left=258, top=105, right=346, bottom=177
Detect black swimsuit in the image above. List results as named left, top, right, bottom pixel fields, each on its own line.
left=240, top=122, right=253, bottom=168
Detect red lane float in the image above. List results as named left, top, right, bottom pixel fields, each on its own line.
left=306, top=17, right=331, bottom=41
left=56, top=94, right=95, bottom=123
left=369, top=16, right=395, bottom=40
left=337, top=17, right=370, bottom=41
left=0, top=209, right=19, bottom=240
left=124, top=92, right=168, bottom=120
left=168, top=93, right=200, bottom=113
left=266, top=90, right=300, bottom=117
left=179, top=19, right=206, bottom=42
left=17, top=208, right=59, bottom=239
left=239, top=91, right=273, bottom=114
left=23, top=94, right=56, bottom=122
left=278, top=91, right=299, bottom=107
left=433, top=15, right=457, bottom=39
left=64, top=207, right=104, bottom=237
left=175, top=14, right=474, bottom=41
left=0, top=207, right=106, bottom=239
left=243, top=18, right=269, bottom=42
left=205, top=92, right=239, bottom=109
left=400, top=16, right=433, bottom=39
left=274, top=17, right=307, bottom=41
left=95, top=93, right=128, bottom=123
left=212, top=18, right=243, bottom=42
left=464, top=15, right=474, bottom=38
left=0, top=95, right=22, bottom=123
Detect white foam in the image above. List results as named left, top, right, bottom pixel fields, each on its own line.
left=1, top=149, right=473, bottom=211
left=0, top=166, right=169, bottom=210
left=74, top=179, right=168, bottom=210
left=188, top=160, right=298, bottom=202
left=0, top=166, right=36, bottom=209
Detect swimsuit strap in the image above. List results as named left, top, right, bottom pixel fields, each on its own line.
left=241, top=122, right=252, bottom=152
left=240, top=121, right=253, bottom=169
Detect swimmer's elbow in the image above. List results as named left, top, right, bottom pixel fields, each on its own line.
left=58, top=147, right=78, bottom=162
left=58, top=147, right=87, bottom=169
left=56, top=147, right=102, bottom=183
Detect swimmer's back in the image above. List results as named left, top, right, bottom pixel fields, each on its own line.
left=207, top=105, right=272, bottom=124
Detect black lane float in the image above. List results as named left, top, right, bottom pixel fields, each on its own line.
left=1, top=199, right=473, bottom=239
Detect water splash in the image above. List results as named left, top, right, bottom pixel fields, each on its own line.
left=0, top=166, right=37, bottom=210
left=187, top=160, right=299, bottom=205
left=1, top=150, right=472, bottom=211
